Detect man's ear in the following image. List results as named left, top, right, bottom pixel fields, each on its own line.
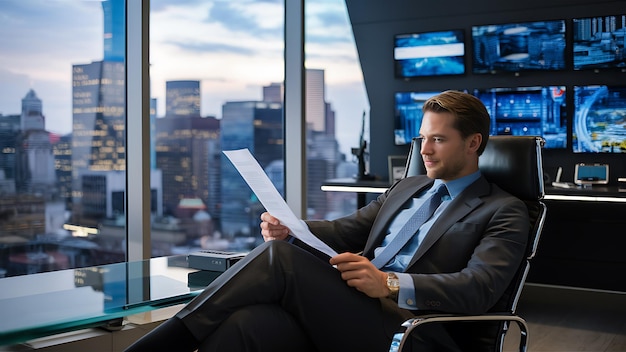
left=468, top=133, right=482, bottom=153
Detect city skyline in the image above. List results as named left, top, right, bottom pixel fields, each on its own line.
left=0, top=0, right=370, bottom=158
left=0, top=1, right=363, bottom=278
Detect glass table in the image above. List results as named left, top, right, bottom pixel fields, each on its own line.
left=0, top=256, right=220, bottom=346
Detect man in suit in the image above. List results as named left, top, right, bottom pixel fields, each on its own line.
left=125, top=90, right=528, bottom=352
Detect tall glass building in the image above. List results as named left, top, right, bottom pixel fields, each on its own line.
left=220, top=101, right=283, bottom=240
left=70, top=60, right=126, bottom=229
left=165, top=81, right=201, bottom=118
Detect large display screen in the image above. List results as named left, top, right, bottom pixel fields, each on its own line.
left=394, top=30, right=465, bottom=78
left=472, top=20, right=566, bottom=73
left=394, top=91, right=442, bottom=145
left=472, top=86, right=567, bottom=149
left=573, top=14, right=626, bottom=71
left=573, top=85, right=626, bottom=153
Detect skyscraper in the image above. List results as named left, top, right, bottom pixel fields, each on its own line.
left=166, top=80, right=201, bottom=118
left=155, top=116, right=220, bottom=216
left=15, top=130, right=55, bottom=194
left=0, top=114, right=20, bottom=190
left=306, top=69, right=326, bottom=132
left=71, top=60, right=126, bottom=226
left=102, top=0, right=125, bottom=62
left=52, top=133, right=72, bottom=201
left=268, top=69, right=328, bottom=131
left=20, top=89, right=44, bottom=131
left=219, top=101, right=283, bottom=238
left=262, top=82, right=283, bottom=103
left=262, top=70, right=336, bottom=136
left=69, top=0, right=126, bottom=227
left=15, top=89, right=55, bottom=195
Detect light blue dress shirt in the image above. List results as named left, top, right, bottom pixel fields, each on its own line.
left=379, top=171, right=481, bottom=309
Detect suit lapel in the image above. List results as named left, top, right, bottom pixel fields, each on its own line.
left=408, top=176, right=490, bottom=267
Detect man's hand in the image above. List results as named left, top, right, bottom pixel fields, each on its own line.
left=330, top=253, right=390, bottom=298
left=259, top=212, right=291, bottom=242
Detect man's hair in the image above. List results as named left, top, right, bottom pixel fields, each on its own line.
left=422, top=90, right=490, bottom=155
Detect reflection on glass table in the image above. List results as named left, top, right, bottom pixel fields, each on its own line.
left=0, top=255, right=218, bottom=346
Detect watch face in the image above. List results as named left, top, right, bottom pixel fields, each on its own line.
left=387, top=273, right=400, bottom=288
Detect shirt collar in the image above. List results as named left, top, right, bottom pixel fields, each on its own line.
left=433, top=170, right=481, bottom=199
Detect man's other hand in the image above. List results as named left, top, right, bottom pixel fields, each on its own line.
left=330, top=253, right=389, bottom=298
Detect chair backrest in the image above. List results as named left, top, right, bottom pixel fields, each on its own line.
left=403, top=135, right=547, bottom=350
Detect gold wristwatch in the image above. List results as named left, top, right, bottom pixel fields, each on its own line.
left=386, top=272, right=400, bottom=301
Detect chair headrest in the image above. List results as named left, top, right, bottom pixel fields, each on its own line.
left=478, top=136, right=545, bottom=200
left=405, top=136, right=545, bottom=201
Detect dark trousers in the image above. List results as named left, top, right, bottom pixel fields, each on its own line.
left=124, top=241, right=460, bottom=352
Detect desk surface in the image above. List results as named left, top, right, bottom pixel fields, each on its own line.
left=544, top=185, right=626, bottom=198
left=322, top=178, right=626, bottom=201
left=0, top=256, right=216, bottom=346
left=322, top=177, right=390, bottom=187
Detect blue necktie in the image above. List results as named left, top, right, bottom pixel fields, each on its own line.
left=371, top=184, right=448, bottom=269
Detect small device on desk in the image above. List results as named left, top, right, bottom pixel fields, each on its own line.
left=187, top=249, right=247, bottom=272
left=574, top=163, right=609, bottom=185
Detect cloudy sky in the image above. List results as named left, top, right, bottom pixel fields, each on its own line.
left=0, top=0, right=369, bottom=157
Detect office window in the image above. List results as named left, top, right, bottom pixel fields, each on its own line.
left=305, top=0, right=370, bottom=220
left=0, top=0, right=127, bottom=277
left=150, top=0, right=286, bottom=255
left=0, top=0, right=367, bottom=278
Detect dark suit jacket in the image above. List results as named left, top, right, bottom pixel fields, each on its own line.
left=304, top=174, right=529, bottom=331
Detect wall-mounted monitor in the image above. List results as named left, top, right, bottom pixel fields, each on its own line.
left=572, top=14, right=626, bottom=71
left=472, top=86, right=567, bottom=149
left=472, top=20, right=566, bottom=74
left=394, top=91, right=442, bottom=145
left=394, top=30, right=465, bottom=78
left=573, top=85, right=626, bottom=153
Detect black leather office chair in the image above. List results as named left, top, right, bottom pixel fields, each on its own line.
left=390, top=135, right=546, bottom=352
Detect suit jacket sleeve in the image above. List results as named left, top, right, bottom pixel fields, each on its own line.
left=303, top=177, right=428, bottom=254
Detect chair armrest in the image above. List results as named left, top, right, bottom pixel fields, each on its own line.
left=388, top=313, right=529, bottom=352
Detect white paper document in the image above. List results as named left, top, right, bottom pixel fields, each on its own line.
left=223, top=149, right=338, bottom=257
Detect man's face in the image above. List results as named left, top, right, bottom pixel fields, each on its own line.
left=418, top=110, right=480, bottom=181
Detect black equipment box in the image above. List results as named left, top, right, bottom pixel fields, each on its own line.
left=187, top=250, right=247, bottom=272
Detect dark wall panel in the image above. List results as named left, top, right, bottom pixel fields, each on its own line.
left=345, top=0, right=626, bottom=184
